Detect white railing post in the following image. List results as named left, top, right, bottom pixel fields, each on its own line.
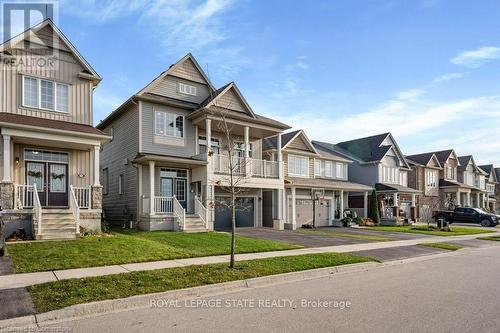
left=69, top=185, right=80, bottom=234
left=32, top=184, right=42, bottom=236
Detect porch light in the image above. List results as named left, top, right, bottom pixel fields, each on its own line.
left=15, top=157, right=19, bottom=165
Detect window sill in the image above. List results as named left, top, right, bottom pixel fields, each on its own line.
left=20, top=105, right=71, bottom=116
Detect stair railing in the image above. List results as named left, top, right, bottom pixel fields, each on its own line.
left=172, top=195, right=186, bottom=230
left=69, top=185, right=80, bottom=234
left=32, top=184, right=42, bottom=236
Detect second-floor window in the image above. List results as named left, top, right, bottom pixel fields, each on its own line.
left=198, top=136, right=220, bottom=154
left=487, top=184, right=496, bottom=194
left=426, top=170, right=437, bottom=187
left=399, top=171, right=408, bottom=186
left=445, top=166, right=455, bottom=180
left=178, top=82, right=197, bottom=96
left=288, top=155, right=308, bottom=177
left=22, top=76, right=69, bottom=113
left=155, top=111, right=184, bottom=138
left=382, top=166, right=397, bottom=183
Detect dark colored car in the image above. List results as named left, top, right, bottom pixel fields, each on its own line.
left=0, top=221, right=5, bottom=256
left=434, top=207, right=499, bottom=227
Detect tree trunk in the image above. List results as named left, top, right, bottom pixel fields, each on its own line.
left=230, top=192, right=236, bottom=268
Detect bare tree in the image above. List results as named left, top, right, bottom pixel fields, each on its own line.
left=419, top=196, right=441, bottom=227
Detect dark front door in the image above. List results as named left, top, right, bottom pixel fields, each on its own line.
left=26, top=161, right=68, bottom=207
left=175, top=179, right=187, bottom=209
left=262, top=191, right=273, bottom=228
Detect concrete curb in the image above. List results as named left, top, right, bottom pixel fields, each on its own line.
left=0, top=262, right=380, bottom=329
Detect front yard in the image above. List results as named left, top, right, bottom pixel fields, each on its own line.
left=6, top=229, right=302, bottom=273
left=28, top=252, right=375, bottom=313
left=365, top=225, right=494, bottom=237
left=296, top=228, right=393, bottom=242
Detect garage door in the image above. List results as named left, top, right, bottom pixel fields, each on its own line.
left=293, top=199, right=330, bottom=227
left=214, top=197, right=255, bottom=230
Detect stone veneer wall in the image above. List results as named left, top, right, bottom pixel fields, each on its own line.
left=91, top=186, right=102, bottom=210
left=138, top=215, right=177, bottom=231
left=0, top=183, right=14, bottom=210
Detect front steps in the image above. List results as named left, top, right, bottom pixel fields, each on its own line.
left=34, top=209, right=77, bottom=240
left=183, top=214, right=208, bottom=232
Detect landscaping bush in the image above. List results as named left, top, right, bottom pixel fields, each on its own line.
left=359, top=218, right=376, bottom=227
left=368, top=189, right=380, bottom=225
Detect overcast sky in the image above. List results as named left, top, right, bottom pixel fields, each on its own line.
left=13, top=0, right=500, bottom=165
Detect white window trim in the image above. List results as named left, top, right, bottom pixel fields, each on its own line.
left=22, top=75, right=70, bottom=113
left=178, top=82, right=197, bottom=96
left=118, top=174, right=124, bottom=195
left=288, top=154, right=309, bottom=177
left=154, top=110, right=185, bottom=139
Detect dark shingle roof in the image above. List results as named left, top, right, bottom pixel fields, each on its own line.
left=430, top=149, right=455, bottom=164
left=495, top=168, right=500, bottom=181
left=263, top=130, right=301, bottom=150
left=458, top=155, right=473, bottom=172
left=335, top=133, right=390, bottom=162
left=405, top=152, right=435, bottom=166
left=0, top=112, right=106, bottom=136
left=478, top=164, right=493, bottom=175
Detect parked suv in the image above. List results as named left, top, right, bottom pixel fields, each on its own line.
left=434, top=207, right=499, bottom=227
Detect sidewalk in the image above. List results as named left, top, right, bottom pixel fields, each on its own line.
left=0, top=232, right=498, bottom=290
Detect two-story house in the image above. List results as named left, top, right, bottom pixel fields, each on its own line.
left=313, top=133, right=421, bottom=223
left=97, top=53, right=289, bottom=232
left=457, top=156, right=488, bottom=208
left=263, top=130, right=372, bottom=229
left=0, top=20, right=109, bottom=239
left=478, top=164, right=498, bottom=212
left=405, top=153, right=443, bottom=222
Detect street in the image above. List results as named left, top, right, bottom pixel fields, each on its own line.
left=42, top=244, right=500, bottom=333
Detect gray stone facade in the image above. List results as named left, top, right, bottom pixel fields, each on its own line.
left=91, top=186, right=102, bottom=210
left=79, top=211, right=101, bottom=233
left=138, top=215, right=178, bottom=231
left=0, top=182, right=14, bottom=210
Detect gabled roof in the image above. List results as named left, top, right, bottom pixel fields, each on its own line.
left=431, top=149, right=459, bottom=166
left=405, top=152, right=442, bottom=169
left=138, top=53, right=215, bottom=95
left=262, top=130, right=318, bottom=155
left=198, top=82, right=256, bottom=118
left=0, top=19, right=101, bottom=83
left=316, top=132, right=410, bottom=169
left=478, top=164, right=499, bottom=183
left=495, top=168, right=500, bottom=183
left=312, top=143, right=353, bottom=163
left=458, top=155, right=488, bottom=175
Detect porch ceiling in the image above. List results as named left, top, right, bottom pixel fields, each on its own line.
left=8, top=131, right=99, bottom=150
left=133, top=153, right=208, bottom=168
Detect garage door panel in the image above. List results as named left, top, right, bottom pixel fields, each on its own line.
left=215, top=197, right=255, bottom=230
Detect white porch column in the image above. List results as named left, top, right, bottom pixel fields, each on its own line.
left=466, top=192, right=471, bottom=207
left=476, top=193, right=480, bottom=208
left=456, top=191, right=461, bottom=206
left=291, top=186, right=296, bottom=229
left=392, top=192, right=399, bottom=207
left=138, top=164, right=143, bottom=215
left=329, top=198, right=334, bottom=225
left=93, top=145, right=100, bottom=186
left=276, top=188, right=283, bottom=220
left=149, top=161, right=155, bottom=215
left=340, top=190, right=344, bottom=218
left=276, top=133, right=283, bottom=179
left=205, top=119, right=212, bottom=153
left=411, top=194, right=416, bottom=207
left=363, top=191, right=368, bottom=218
left=244, top=126, right=250, bottom=158
left=2, top=135, right=11, bottom=182
left=194, top=125, right=199, bottom=155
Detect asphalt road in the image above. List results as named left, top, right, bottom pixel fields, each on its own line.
left=43, top=245, right=500, bottom=333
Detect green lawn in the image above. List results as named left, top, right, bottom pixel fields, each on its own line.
left=365, top=225, right=493, bottom=236
left=296, top=229, right=392, bottom=242
left=418, top=242, right=463, bottom=251
left=478, top=236, right=500, bottom=241
left=7, top=230, right=301, bottom=273
left=28, top=252, right=375, bottom=313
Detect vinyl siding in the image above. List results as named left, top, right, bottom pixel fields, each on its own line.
left=141, top=102, right=197, bottom=158
left=287, top=136, right=312, bottom=152
left=12, top=143, right=93, bottom=188
left=170, top=58, right=206, bottom=84
left=100, top=104, right=139, bottom=222
left=0, top=46, right=94, bottom=125
left=216, top=88, right=247, bottom=113
left=150, top=76, right=210, bottom=104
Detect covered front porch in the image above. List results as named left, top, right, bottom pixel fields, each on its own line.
left=0, top=118, right=107, bottom=239
left=375, top=183, right=421, bottom=223
left=134, top=154, right=209, bottom=232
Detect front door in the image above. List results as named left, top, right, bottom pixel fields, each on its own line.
left=26, top=161, right=68, bottom=207
left=160, top=177, right=187, bottom=209
left=175, top=179, right=187, bottom=209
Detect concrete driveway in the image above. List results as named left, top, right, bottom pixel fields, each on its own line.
left=236, top=227, right=434, bottom=248
left=0, top=256, right=35, bottom=320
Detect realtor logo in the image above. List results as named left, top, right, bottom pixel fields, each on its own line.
left=1, top=0, right=59, bottom=71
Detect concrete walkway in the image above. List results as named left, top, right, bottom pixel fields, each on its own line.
left=0, top=232, right=497, bottom=290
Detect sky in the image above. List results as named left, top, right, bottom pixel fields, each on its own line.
left=9, top=0, right=500, bottom=165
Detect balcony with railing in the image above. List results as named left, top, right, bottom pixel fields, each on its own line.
left=211, top=154, right=280, bottom=179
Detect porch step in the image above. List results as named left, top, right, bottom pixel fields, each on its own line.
left=34, top=208, right=77, bottom=240
left=37, top=233, right=77, bottom=240
left=183, top=216, right=208, bottom=232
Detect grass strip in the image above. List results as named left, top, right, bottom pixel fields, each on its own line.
left=296, top=229, right=392, bottom=242
left=417, top=242, right=463, bottom=251
left=28, top=252, right=374, bottom=313
left=366, top=226, right=493, bottom=236
left=7, top=230, right=302, bottom=273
